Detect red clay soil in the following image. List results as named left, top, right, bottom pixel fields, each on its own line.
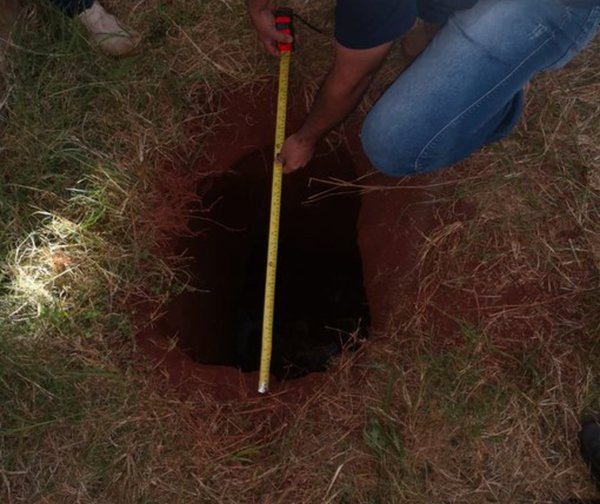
left=136, top=83, right=442, bottom=401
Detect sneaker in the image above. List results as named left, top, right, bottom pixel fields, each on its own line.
left=77, top=1, right=141, bottom=57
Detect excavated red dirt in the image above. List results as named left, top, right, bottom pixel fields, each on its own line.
left=137, top=83, right=440, bottom=401
left=135, top=80, right=585, bottom=404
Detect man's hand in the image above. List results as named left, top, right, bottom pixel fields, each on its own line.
left=248, top=3, right=293, bottom=57
left=275, top=42, right=394, bottom=172
left=278, top=133, right=316, bottom=174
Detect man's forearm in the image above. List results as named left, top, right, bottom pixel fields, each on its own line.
left=278, top=42, right=392, bottom=171
left=247, top=0, right=270, bottom=10
left=294, top=68, right=375, bottom=144
left=293, top=42, right=393, bottom=145
left=247, top=0, right=270, bottom=20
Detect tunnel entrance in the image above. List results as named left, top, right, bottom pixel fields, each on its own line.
left=158, top=145, right=370, bottom=382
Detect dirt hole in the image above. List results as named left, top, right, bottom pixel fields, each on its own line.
left=160, top=145, right=370, bottom=381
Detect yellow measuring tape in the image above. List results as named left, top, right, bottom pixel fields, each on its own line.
left=258, top=51, right=291, bottom=394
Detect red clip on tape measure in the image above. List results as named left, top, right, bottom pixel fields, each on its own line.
left=274, top=7, right=294, bottom=53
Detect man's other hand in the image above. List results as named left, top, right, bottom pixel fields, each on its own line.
left=248, top=6, right=293, bottom=57
left=278, top=133, right=316, bottom=174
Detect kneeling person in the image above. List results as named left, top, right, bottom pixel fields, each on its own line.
left=247, top=0, right=600, bottom=176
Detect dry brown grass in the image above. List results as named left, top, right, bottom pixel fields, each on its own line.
left=1, top=1, right=599, bottom=503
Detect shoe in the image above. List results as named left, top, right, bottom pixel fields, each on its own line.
left=77, top=1, right=141, bottom=57
left=579, top=417, right=600, bottom=488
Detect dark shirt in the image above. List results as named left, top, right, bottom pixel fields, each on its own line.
left=335, top=0, right=599, bottom=50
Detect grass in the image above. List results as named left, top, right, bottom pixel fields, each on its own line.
left=0, top=0, right=599, bottom=502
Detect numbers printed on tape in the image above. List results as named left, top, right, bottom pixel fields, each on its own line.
left=258, top=51, right=291, bottom=394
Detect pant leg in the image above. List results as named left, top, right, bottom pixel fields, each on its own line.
left=418, top=0, right=477, bottom=24
left=361, top=0, right=600, bottom=177
left=49, top=0, right=94, bottom=17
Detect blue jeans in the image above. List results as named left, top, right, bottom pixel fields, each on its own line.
left=50, top=0, right=93, bottom=17
left=361, top=0, right=600, bottom=177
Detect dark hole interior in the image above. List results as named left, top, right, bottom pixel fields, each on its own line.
left=160, top=145, right=370, bottom=381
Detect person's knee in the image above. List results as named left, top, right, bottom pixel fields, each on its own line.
left=361, top=112, right=453, bottom=177
left=360, top=111, right=419, bottom=178
left=361, top=116, right=458, bottom=177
